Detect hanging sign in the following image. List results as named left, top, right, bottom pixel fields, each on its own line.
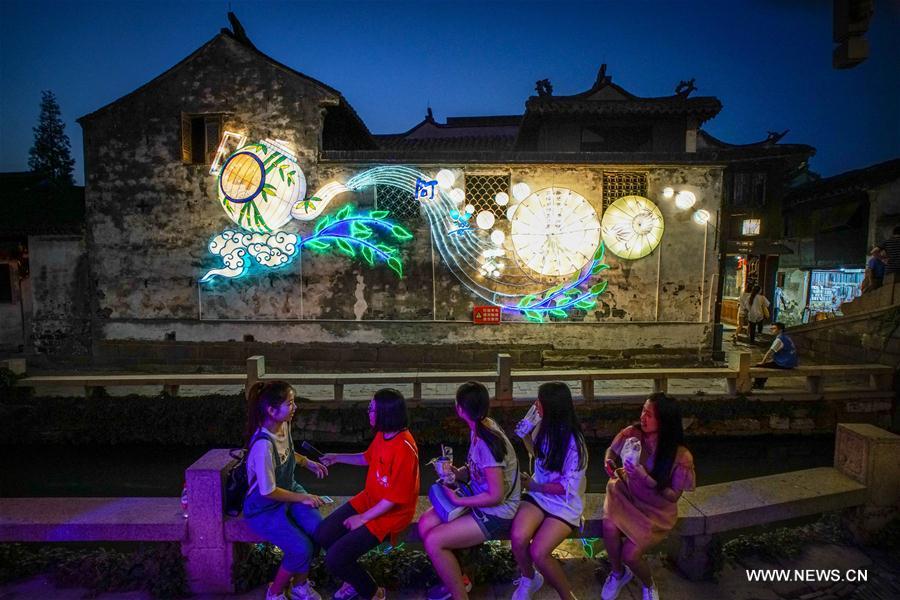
left=473, top=305, right=501, bottom=324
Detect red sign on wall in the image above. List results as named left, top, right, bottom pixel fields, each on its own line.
left=473, top=305, right=501, bottom=324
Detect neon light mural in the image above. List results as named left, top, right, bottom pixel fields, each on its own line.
left=200, top=138, right=666, bottom=321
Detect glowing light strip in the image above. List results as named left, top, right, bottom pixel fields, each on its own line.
left=209, top=131, right=247, bottom=175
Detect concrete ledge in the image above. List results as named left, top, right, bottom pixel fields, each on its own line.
left=0, top=497, right=187, bottom=542
left=681, top=467, right=866, bottom=535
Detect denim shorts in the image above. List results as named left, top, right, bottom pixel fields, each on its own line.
left=470, top=509, right=513, bottom=540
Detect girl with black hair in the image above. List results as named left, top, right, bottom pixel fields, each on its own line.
left=509, top=382, right=587, bottom=600
left=419, top=381, right=521, bottom=600
left=242, top=381, right=329, bottom=600
left=319, top=389, right=419, bottom=600
left=600, top=393, right=695, bottom=600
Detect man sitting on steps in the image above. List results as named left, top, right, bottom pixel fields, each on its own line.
left=752, top=322, right=798, bottom=389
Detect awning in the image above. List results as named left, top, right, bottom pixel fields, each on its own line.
left=726, top=239, right=795, bottom=255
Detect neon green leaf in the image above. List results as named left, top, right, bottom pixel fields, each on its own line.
left=554, top=296, right=569, bottom=306
left=351, top=222, right=373, bottom=239
left=549, top=309, right=568, bottom=319
left=314, top=215, right=333, bottom=235
left=590, top=281, right=608, bottom=295
left=306, top=240, right=330, bottom=252
left=391, top=224, right=413, bottom=240
left=575, top=300, right=597, bottom=310
left=336, top=204, right=353, bottom=220
left=361, top=245, right=375, bottom=265
left=524, top=310, right=544, bottom=323
left=517, top=294, right=537, bottom=308
left=591, top=262, right=610, bottom=275
left=369, top=210, right=389, bottom=220
left=335, top=238, right=355, bottom=257
left=593, top=243, right=605, bottom=261
left=387, top=256, right=403, bottom=278
left=376, top=243, right=397, bottom=256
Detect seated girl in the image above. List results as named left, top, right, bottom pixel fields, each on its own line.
left=319, top=389, right=420, bottom=600
left=510, top=382, right=588, bottom=600
left=600, top=393, right=696, bottom=600
left=243, top=381, right=329, bottom=600
left=419, top=381, right=521, bottom=600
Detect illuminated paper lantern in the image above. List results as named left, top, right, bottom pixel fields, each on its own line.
left=601, top=195, right=664, bottom=260
left=495, top=192, right=510, bottom=206
left=512, top=182, right=531, bottom=202
left=217, top=139, right=306, bottom=233
left=476, top=211, right=496, bottom=230
left=510, top=187, right=600, bottom=277
left=675, top=190, right=696, bottom=210
left=436, top=169, right=456, bottom=190
left=693, top=209, right=711, bottom=225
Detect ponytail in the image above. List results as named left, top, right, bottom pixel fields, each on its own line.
left=244, top=380, right=294, bottom=448
left=456, top=381, right=508, bottom=462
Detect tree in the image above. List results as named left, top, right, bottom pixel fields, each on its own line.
left=28, top=90, right=75, bottom=185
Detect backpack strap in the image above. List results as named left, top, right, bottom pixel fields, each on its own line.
left=245, top=432, right=276, bottom=495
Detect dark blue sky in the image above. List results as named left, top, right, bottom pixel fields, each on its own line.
left=1, top=0, right=898, bottom=184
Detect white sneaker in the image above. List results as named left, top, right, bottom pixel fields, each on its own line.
left=641, top=585, right=659, bottom=600
left=266, top=584, right=290, bottom=600
left=511, top=571, right=544, bottom=600
left=289, top=580, right=322, bottom=600
left=600, top=565, right=633, bottom=600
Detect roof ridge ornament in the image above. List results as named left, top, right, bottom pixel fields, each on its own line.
left=227, top=11, right=256, bottom=49
left=535, top=79, right=553, bottom=97
left=766, top=129, right=789, bottom=144
left=675, top=78, right=697, bottom=98
left=594, top=64, right=611, bottom=87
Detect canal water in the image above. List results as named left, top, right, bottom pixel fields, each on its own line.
left=0, top=435, right=834, bottom=498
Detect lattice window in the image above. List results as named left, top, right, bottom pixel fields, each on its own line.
left=375, top=184, right=420, bottom=222
left=602, top=172, right=648, bottom=208
left=464, top=174, right=510, bottom=218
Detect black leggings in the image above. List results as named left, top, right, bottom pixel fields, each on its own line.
left=314, top=502, right=380, bottom=599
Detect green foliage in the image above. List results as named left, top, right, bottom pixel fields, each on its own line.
left=234, top=541, right=518, bottom=593
left=719, top=512, right=854, bottom=569
left=28, top=90, right=75, bottom=185
left=0, top=543, right=188, bottom=598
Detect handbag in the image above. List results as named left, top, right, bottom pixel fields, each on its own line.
left=223, top=434, right=271, bottom=516
left=762, top=303, right=771, bottom=320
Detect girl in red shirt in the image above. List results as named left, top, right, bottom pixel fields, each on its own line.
left=319, top=389, right=420, bottom=600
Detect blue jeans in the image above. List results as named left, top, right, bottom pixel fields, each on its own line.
left=245, top=487, right=323, bottom=573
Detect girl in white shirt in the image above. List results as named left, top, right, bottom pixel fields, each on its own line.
left=510, top=382, right=588, bottom=600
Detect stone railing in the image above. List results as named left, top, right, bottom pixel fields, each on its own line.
left=2, top=424, right=897, bottom=592
left=13, top=353, right=895, bottom=401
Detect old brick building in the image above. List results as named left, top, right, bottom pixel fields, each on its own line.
left=16, top=17, right=813, bottom=369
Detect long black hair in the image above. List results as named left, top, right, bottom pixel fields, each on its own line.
left=749, top=284, right=761, bottom=308
left=371, top=388, right=409, bottom=433
left=534, top=382, right=587, bottom=473
left=455, top=381, right=508, bottom=462
left=244, top=380, right=294, bottom=448
left=639, top=392, right=685, bottom=491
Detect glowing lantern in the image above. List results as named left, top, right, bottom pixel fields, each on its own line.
left=601, top=195, right=664, bottom=260
left=675, top=190, right=696, bottom=210
left=217, top=139, right=306, bottom=233
left=450, top=188, right=465, bottom=204
left=490, top=230, right=506, bottom=245
left=510, top=187, right=601, bottom=277
left=476, top=211, right=496, bottom=230
left=495, top=192, right=510, bottom=206
left=662, top=187, right=675, bottom=199
left=506, top=205, right=518, bottom=221
left=512, top=182, right=531, bottom=202
left=436, top=169, right=456, bottom=190
left=692, top=209, right=711, bottom=225
left=464, top=204, right=476, bottom=214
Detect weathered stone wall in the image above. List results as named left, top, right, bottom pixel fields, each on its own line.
left=28, top=235, right=91, bottom=355
left=79, top=33, right=723, bottom=367
left=790, top=305, right=900, bottom=368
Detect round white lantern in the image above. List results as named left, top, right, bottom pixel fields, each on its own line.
left=450, top=188, right=465, bottom=204
left=692, top=209, right=711, bottom=225
left=511, top=182, right=531, bottom=202
left=600, top=195, right=665, bottom=260
left=505, top=205, right=518, bottom=221
left=464, top=204, right=476, bottom=214
left=675, top=190, right=696, bottom=210
left=436, top=169, right=456, bottom=190
left=476, top=211, right=496, bottom=230
left=662, top=187, right=675, bottom=199
left=495, top=192, right=510, bottom=206
left=490, top=229, right=506, bottom=245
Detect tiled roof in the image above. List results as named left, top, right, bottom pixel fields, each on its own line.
left=785, top=157, right=900, bottom=206
left=375, top=134, right=517, bottom=152
left=524, top=96, right=722, bottom=120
